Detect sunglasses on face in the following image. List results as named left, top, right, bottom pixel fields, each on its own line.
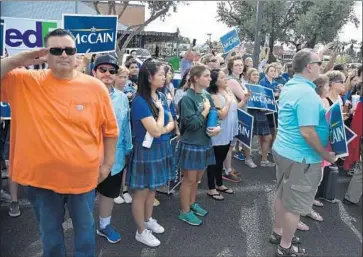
left=98, top=66, right=117, bottom=75
left=309, top=61, right=322, bottom=66
left=333, top=80, right=344, bottom=84
left=49, top=47, right=77, bottom=56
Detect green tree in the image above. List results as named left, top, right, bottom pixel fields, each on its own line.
left=286, top=1, right=359, bottom=48
left=217, top=1, right=359, bottom=61
left=93, top=1, right=181, bottom=63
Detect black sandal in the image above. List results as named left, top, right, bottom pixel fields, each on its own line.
left=217, top=188, right=234, bottom=194
left=269, top=232, right=301, bottom=245
left=276, top=244, right=306, bottom=256
left=207, top=193, right=224, bottom=201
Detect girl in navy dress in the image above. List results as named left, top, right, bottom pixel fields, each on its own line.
left=176, top=65, right=221, bottom=226
left=126, top=59, right=175, bottom=247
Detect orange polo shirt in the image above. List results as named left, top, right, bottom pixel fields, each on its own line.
left=1, top=69, right=118, bottom=194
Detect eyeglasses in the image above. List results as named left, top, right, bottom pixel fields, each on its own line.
left=49, top=47, right=77, bottom=56
left=98, top=66, right=117, bottom=75
left=309, top=61, right=322, bottom=66
left=209, top=59, right=218, bottom=63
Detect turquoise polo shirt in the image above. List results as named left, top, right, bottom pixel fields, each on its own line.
left=273, top=75, right=329, bottom=164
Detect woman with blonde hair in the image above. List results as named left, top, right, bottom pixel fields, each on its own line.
left=114, top=66, right=130, bottom=92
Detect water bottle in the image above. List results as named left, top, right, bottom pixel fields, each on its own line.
left=352, top=94, right=360, bottom=110
left=207, top=107, right=218, bottom=128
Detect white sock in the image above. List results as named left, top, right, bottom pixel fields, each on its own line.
left=138, top=229, right=146, bottom=235
left=225, top=168, right=231, bottom=175
left=99, top=216, right=111, bottom=230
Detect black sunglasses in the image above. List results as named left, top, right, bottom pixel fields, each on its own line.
left=98, top=66, right=117, bottom=75
left=309, top=61, right=322, bottom=66
left=49, top=47, right=77, bottom=56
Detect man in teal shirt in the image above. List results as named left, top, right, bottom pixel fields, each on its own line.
left=269, top=49, right=336, bottom=257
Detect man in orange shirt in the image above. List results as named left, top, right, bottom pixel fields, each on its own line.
left=0, top=29, right=118, bottom=257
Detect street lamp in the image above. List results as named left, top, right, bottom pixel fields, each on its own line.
left=207, top=33, right=212, bottom=49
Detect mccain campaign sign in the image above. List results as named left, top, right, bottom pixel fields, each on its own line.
left=2, top=17, right=59, bottom=56
left=326, top=101, right=349, bottom=158
left=220, top=29, right=241, bottom=53
left=1, top=102, right=11, bottom=120
left=1, top=20, right=5, bottom=57
left=236, top=109, right=254, bottom=149
left=63, top=14, right=118, bottom=54
left=247, top=84, right=277, bottom=112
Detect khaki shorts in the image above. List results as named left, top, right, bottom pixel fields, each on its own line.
left=273, top=150, right=322, bottom=216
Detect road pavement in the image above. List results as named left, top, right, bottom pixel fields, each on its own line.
left=0, top=155, right=362, bottom=257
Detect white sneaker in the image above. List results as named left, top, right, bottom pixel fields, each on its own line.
left=114, top=196, right=125, bottom=204
left=122, top=192, right=132, bottom=203
left=135, top=229, right=160, bottom=247
left=145, top=217, right=165, bottom=234
left=245, top=158, right=257, bottom=169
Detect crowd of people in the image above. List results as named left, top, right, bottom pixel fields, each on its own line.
left=0, top=28, right=362, bottom=257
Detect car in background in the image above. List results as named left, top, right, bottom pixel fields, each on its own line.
left=122, top=48, right=152, bottom=65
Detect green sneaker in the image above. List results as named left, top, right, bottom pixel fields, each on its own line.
left=190, top=203, right=208, bottom=217
left=178, top=211, right=202, bottom=226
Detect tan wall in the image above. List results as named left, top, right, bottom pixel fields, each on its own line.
left=119, top=5, right=145, bottom=27
left=84, top=2, right=145, bottom=26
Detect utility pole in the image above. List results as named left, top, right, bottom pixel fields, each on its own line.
left=75, top=1, right=79, bottom=14
left=252, top=1, right=264, bottom=69
left=207, top=33, right=212, bottom=51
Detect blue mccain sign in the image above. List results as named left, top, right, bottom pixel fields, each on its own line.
left=0, top=20, right=5, bottom=57
left=63, top=14, right=118, bottom=54
left=247, top=84, right=277, bottom=112
left=327, top=101, right=348, bottom=158
left=236, top=109, right=254, bottom=149
left=1, top=102, right=11, bottom=120
left=220, top=29, right=241, bottom=53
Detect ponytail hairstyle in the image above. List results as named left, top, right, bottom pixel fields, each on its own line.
left=137, top=58, right=163, bottom=119
left=188, top=65, right=208, bottom=90
left=180, top=67, right=191, bottom=92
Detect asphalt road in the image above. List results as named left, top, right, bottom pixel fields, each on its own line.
left=0, top=155, right=362, bottom=257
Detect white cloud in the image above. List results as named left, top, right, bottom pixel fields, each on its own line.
left=338, top=1, right=362, bottom=43
left=145, top=1, right=362, bottom=44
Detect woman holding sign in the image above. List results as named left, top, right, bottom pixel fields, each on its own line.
left=223, top=57, right=249, bottom=182
left=246, top=68, right=275, bottom=168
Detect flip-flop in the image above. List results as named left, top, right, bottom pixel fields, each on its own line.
left=207, top=193, right=224, bottom=201
left=217, top=188, right=234, bottom=194
left=297, top=221, right=310, bottom=231
left=307, top=210, right=324, bottom=222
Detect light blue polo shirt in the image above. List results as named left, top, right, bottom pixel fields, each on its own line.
left=273, top=75, right=329, bottom=164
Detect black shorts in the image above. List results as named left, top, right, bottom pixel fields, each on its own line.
left=97, top=172, right=122, bottom=198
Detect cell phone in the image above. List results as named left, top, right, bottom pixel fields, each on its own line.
left=192, top=39, right=197, bottom=47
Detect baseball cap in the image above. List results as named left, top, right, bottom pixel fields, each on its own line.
left=94, top=54, right=119, bottom=70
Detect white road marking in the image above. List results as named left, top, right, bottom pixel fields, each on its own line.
left=216, top=247, right=233, bottom=257
left=338, top=200, right=362, bottom=243
left=165, top=225, right=176, bottom=245
left=140, top=248, right=157, bottom=257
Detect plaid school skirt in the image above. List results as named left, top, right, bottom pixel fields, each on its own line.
left=175, top=141, right=216, bottom=171
left=126, top=140, right=175, bottom=190
left=249, top=109, right=271, bottom=136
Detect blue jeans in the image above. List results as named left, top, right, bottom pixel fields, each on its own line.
left=28, top=186, right=96, bottom=257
